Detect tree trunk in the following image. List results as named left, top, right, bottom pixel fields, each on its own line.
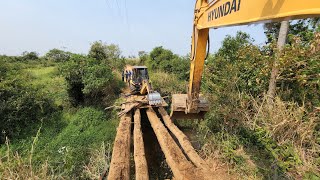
left=267, top=20, right=289, bottom=104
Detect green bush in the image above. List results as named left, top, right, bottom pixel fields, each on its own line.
left=21, top=51, right=39, bottom=61
left=0, top=60, right=55, bottom=143
left=45, top=49, right=72, bottom=62
left=88, top=41, right=125, bottom=71
left=42, top=107, right=117, bottom=176
left=147, top=46, right=189, bottom=80
left=59, top=54, right=121, bottom=107
left=150, top=71, right=186, bottom=97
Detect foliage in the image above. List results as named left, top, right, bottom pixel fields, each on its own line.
left=0, top=55, right=21, bottom=63
left=42, top=107, right=116, bottom=176
left=278, top=34, right=320, bottom=108
left=0, top=107, right=117, bottom=178
left=88, top=41, right=125, bottom=71
left=216, top=32, right=253, bottom=62
left=150, top=71, right=186, bottom=97
left=204, top=32, right=270, bottom=97
left=138, top=50, right=148, bottom=65
left=264, top=18, right=320, bottom=44
left=26, top=66, right=67, bottom=107
left=21, top=51, right=39, bottom=61
left=59, top=54, right=121, bottom=107
left=45, top=48, right=72, bottom=62
left=148, top=46, right=175, bottom=69
left=200, top=30, right=320, bottom=178
left=148, top=46, right=189, bottom=80
left=0, top=58, right=118, bottom=178
left=0, top=59, right=55, bottom=143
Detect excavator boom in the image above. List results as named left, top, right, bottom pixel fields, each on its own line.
left=171, top=0, right=320, bottom=120
left=198, top=0, right=320, bottom=29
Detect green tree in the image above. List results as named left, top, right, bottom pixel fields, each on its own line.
left=264, top=18, right=320, bottom=44
left=88, top=41, right=108, bottom=61
left=216, top=32, right=253, bottom=62
left=60, top=54, right=119, bottom=107
left=148, top=46, right=176, bottom=70
left=45, top=48, right=71, bottom=62
left=138, top=51, right=148, bottom=65
left=204, top=32, right=269, bottom=97
left=267, top=21, right=289, bottom=103
left=0, top=59, right=55, bottom=143
left=148, top=46, right=189, bottom=80
left=21, top=51, right=39, bottom=61
left=88, top=41, right=123, bottom=70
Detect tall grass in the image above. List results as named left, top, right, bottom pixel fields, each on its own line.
left=150, top=71, right=186, bottom=96
left=199, top=94, right=320, bottom=179
left=244, top=97, right=320, bottom=177
left=1, top=138, right=113, bottom=179
left=0, top=131, right=54, bottom=179
left=26, top=66, right=67, bottom=107
left=82, top=142, right=112, bottom=179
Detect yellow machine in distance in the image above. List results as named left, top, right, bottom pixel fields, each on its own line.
left=170, top=0, right=320, bottom=120
left=123, top=65, right=162, bottom=105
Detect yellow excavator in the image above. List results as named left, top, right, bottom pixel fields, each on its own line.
left=170, top=0, right=320, bottom=120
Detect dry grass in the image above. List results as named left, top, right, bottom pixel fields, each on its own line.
left=199, top=94, right=319, bottom=179
left=246, top=97, right=319, bottom=147
left=243, top=96, right=320, bottom=175
left=0, top=134, right=56, bottom=180
left=1, top=136, right=112, bottom=180
left=81, top=142, right=112, bottom=179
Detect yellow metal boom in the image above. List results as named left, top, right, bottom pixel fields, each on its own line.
left=172, top=0, right=320, bottom=119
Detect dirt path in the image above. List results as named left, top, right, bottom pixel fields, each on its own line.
left=107, top=113, right=132, bottom=180
left=146, top=108, right=204, bottom=180
left=133, top=109, right=149, bottom=180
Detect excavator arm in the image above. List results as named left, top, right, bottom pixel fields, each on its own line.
left=171, top=0, right=320, bottom=119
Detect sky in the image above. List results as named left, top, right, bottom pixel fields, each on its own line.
left=0, top=0, right=267, bottom=57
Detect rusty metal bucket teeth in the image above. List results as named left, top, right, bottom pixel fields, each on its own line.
left=170, top=94, right=209, bottom=120
left=147, top=92, right=162, bottom=106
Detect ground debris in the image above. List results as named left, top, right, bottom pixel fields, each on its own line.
left=117, top=96, right=149, bottom=117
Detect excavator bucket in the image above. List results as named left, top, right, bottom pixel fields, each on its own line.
left=170, top=94, right=209, bottom=120
left=147, top=91, right=162, bottom=106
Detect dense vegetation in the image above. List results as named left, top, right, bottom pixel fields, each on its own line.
left=200, top=30, right=320, bottom=179
left=0, top=41, right=124, bottom=178
left=0, top=19, right=319, bottom=179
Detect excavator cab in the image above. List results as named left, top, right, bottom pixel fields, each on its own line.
left=132, top=66, right=149, bottom=84
left=123, top=65, right=149, bottom=94
left=123, top=65, right=163, bottom=106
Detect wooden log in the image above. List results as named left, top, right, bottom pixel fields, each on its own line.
left=146, top=108, right=203, bottom=180
left=158, top=107, right=209, bottom=170
left=133, top=109, right=149, bottom=180
left=107, top=113, right=132, bottom=180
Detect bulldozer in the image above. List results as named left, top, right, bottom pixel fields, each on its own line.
left=170, top=0, right=320, bottom=120
left=123, top=65, right=163, bottom=106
